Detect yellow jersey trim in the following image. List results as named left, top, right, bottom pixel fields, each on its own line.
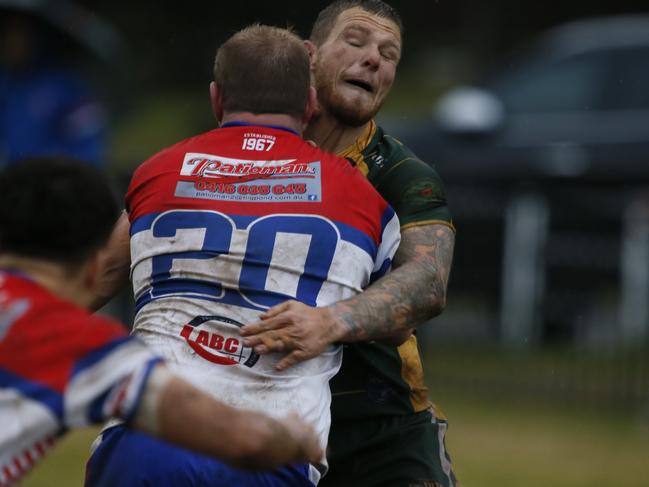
left=397, top=335, right=432, bottom=412
left=401, top=220, right=456, bottom=232
left=337, top=120, right=377, bottom=177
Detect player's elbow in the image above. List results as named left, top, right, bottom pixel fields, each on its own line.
left=426, top=279, right=448, bottom=319
left=433, top=290, right=448, bottom=315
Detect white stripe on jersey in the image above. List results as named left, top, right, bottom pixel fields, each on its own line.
left=0, top=390, right=58, bottom=487
left=65, top=339, right=157, bottom=427
left=266, top=232, right=312, bottom=297
left=374, top=212, right=401, bottom=274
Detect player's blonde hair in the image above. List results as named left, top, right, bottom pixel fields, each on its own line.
left=310, top=0, right=403, bottom=46
left=213, top=25, right=310, bottom=117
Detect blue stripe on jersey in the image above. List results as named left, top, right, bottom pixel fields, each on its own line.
left=86, top=386, right=112, bottom=424
left=86, top=357, right=162, bottom=424
left=335, top=221, right=377, bottom=259
left=119, top=358, right=162, bottom=425
left=70, top=337, right=131, bottom=379
left=0, top=368, right=64, bottom=420
left=369, top=205, right=399, bottom=284
left=135, top=285, right=267, bottom=315
left=379, top=205, right=397, bottom=242
left=369, top=258, right=393, bottom=285
left=131, top=211, right=378, bottom=257
left=130, top=213, right=159, bottom=236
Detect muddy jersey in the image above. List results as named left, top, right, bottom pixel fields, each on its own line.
left=332, top=121, right=454, bottom=420
left=125, top=123, right=400, bottom=458
left=0, top=272, right=160, bottom=487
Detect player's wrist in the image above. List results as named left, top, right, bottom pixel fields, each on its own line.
left=326, top=303, right=355, bottom=343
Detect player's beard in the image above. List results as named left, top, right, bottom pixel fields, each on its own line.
left=315, top=64, right=381, bottom=128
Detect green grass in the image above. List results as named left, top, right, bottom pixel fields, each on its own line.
left=440, top=392, right=649, bottom=487
left=22, top=427, right=100, bottom=487
left=22, top=399, right=649, bottom=487
left=21, top=348, right=649, bottom=486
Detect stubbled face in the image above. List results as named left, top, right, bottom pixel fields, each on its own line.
left=314, top=7, right=401, bottom=127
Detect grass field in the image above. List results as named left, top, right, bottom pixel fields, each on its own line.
left=21, top=349, right=649, bottom=487
left=443, top=394, right=649, bottom=487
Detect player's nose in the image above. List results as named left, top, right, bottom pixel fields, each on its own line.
left=361, top=45, right=381, bottom=70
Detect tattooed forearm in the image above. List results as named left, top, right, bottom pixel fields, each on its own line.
left=330, top=223, right=455, bottom=342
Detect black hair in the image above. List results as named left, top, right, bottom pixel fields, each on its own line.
left=310, top=0, right=403, bottom=46
left=0, top=157, right=120, bottom=267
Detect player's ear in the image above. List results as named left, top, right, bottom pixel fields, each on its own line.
left=209, top=81, right=223, bottom=123
left=85, top=253, right=101, bottom=289
left=75, top=252, right=102, bottom=308
left=304, top=41, right=318, bottom=74
left=303, top=85, right=318, bottom=128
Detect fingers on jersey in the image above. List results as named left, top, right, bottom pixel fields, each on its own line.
left=276, top=350, right=313, bottom=371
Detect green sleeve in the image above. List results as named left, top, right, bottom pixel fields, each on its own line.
left=375, top=154, right=452, bottom=228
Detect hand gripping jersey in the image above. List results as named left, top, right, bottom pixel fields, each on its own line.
left=125, top=122, right=400, bottom=475
left=0, top=272, right=160, bottom=486
left=334, top=120, right=454, bottom=420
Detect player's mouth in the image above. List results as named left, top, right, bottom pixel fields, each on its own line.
left=344, top=78, right=374, bottom=93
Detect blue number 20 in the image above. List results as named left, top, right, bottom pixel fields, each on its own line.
left=149, top=210, right=339, bottom=308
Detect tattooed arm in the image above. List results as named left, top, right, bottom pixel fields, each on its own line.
left=240, top=223, right=455, bottom=370
left=334, top=223, right=454, bottom=342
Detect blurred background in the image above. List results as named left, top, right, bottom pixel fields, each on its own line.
left=4, top=0, right=648, bottom=485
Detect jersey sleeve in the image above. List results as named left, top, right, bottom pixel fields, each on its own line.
left=63, top=329, right=163, bottom=428
left=375, top=138, right=453, bottom=230
left=369, top=205, right=401, bottom=284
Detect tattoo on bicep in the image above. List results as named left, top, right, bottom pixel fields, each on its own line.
left=333, top=224, right=455, bottom=341
left=397, top=224, right=455, bottom=289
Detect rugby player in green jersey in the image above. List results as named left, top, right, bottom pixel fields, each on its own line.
left=241, top=1, right=458, bottom=486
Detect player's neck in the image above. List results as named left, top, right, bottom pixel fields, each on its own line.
left=221, top=112, right=303, bottom=135
left=305, top=111, right=370, bottom=155
left=0, top=254, right=90, bottom=307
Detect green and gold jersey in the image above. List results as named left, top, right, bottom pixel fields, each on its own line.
left=331, top=120, right=453, bottom=419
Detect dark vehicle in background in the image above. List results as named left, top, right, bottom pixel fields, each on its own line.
left=397, top=16, right=649, bottom=347
left=432, top=15, right=649, bottom=182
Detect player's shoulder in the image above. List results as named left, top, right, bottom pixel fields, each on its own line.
left=372, top=125, right=434, bottom=171
left=364, top=125, right=444, bottom=184
left=37, top=292, right=127, bottom=345
left=0, top=272, right=127, bottom=355
left=44, top=306, right=130, bottom=364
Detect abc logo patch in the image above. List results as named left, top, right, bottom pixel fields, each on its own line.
left=180, top=315, right=259, bottom=367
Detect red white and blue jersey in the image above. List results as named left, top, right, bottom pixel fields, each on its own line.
left=125, top=122, right=400, bottom=473
left=0, top=272, right=160, bottom=487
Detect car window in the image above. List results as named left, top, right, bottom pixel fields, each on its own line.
left=492, top=50, right=610, bottom=113
left=604, top=46, right=649, bottom=109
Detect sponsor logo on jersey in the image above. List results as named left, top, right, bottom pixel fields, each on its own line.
left=180, top=153, right=315, bottom=179
left=175, top=155, right=323, bottom=203
left=179, top=315, right=259, bottom=367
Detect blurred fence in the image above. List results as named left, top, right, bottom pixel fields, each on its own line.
left=419, top=176, right=649, bottom=417
left=434, top=179, right=649, bottom=348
